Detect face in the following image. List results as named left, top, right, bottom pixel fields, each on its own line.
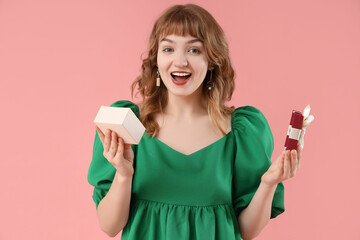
left=157, top=34, right=210, bottom=98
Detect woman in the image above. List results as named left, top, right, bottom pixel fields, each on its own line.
left=88, top=4, right=301, bottom=240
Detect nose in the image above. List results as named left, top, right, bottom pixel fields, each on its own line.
left=174, top=51, right=188, bottom=67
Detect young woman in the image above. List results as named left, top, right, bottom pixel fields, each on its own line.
left=88, top=4, right=302, bottom=240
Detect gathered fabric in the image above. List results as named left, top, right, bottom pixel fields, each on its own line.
left=88, top=100, right=285, bottom=240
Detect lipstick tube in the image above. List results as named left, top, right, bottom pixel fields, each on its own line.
left=284, top=110, right=304, bottom=150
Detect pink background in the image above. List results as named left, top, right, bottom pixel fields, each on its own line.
left=0, top=0, right=359, bottom=239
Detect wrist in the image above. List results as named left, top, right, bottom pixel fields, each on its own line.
left=260, top=176, right=279, bottom=189
left=258, top=181, right=278, bottom=198
left=114, top=171, right=133, bottom=183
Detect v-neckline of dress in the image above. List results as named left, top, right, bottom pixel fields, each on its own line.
left=148, top=130, right=233, bottom=157
left=143, top=112, right=234, bottom=157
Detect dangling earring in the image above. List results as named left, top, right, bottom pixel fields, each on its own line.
left=206, top=70, right=214, bottom=90
left=156, top=65, right=161, bottom=87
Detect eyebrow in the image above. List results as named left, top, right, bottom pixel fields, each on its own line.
left=160, top=38, right=203, bottom=44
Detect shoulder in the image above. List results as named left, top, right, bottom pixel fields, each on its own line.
left=231, top=105, right=271, bottom=134
left=110, top=100, right=139, bottom=108
left=110, top=100, right=140, bottom=118
left=231, top=105, right=274, bottom=152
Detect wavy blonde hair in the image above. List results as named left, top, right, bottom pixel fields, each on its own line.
left=131, top=4, right=235, bottom=137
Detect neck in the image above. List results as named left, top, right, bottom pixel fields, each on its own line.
left=164, top=89, right=207, bottom=119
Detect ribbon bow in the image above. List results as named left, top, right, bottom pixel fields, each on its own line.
left=298, top=104, right=315, bottom=149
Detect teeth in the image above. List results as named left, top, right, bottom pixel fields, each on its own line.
left=172, top=72, right=191, bottom=77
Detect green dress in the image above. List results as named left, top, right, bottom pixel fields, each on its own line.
left=88, top=100, right=284, bottom=240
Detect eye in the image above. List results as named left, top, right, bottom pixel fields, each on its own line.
left=189, top=48, right=200, bottom=54
left=163, top=47, right=173, bottom=52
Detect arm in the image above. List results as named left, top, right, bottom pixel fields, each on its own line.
left=237, top=180, right=277, bottom=239
left=238, top=147, right=301, bottom=239
left=94, top=127, right=136, bottom=237
left=97, top=172, right=133, bottom=237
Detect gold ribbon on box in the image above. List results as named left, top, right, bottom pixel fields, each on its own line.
left=298, top=104, right=315, bottom=149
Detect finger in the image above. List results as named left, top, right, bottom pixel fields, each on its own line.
left=283, top=150, right=291, bottom=179
left=95, top=126, right=105, bottom=144
left=288, top=150, right=293, bottom=176
left=116, top=137, right=125, bottom=157
left=274, top=149, right=285, bottom=165
left=108, top=131, right=119, bottom=157
left=297, top=144, right=302, bottom=168
left=291, top=150, right=297, bottom=176
left=103, top=129, right=111, bottom=152
left=278, top=151, right=285, bottom=176
left=124, top=143, right=132, bottom=149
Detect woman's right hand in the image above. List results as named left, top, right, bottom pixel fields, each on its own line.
left=95, top=125, right=134, bottom=178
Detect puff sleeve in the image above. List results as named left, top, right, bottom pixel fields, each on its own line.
left=87, top=100, right=140, bottom=209
left=232, top=106, right=285, bottom=218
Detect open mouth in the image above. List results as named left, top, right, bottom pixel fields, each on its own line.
left=171, top=72, right=192, bottom=83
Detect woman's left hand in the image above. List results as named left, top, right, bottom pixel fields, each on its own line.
left=261, top=144, right=302, bottom=186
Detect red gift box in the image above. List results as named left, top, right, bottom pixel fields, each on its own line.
left=284, top=110, right=304, bottom=150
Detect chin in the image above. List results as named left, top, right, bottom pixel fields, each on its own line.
left=168, top=87, right=203, bottom=98
left=168, top=90, right=192, bottom=97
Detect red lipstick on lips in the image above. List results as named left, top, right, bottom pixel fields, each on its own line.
left=171, top=71, right=192, bottom=85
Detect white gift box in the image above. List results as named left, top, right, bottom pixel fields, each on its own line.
left=94, top=106, right=145, bottom=144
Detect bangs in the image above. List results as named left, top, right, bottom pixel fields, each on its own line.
left=156, top=11, right=205, bottom=41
